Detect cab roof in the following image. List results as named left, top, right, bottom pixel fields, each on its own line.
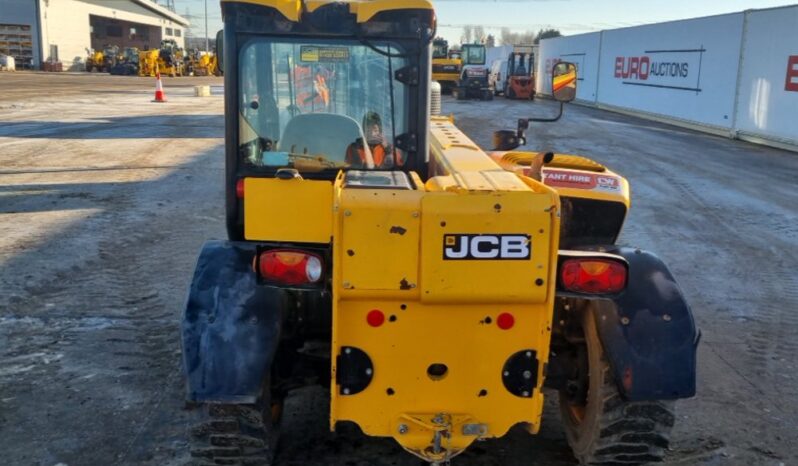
left=220, top=0, right=434, bottom=23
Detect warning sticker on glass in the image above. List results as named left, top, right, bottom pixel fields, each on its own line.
left=300, top=46, right=350, bottom=63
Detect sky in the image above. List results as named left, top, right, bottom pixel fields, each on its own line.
left=171, top=0, right=797, bottom=44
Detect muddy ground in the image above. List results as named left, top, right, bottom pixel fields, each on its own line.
left=0, top=73, right=796, bottom=466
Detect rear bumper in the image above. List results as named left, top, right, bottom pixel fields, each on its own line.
left=332, top=300, right=552, bottom=460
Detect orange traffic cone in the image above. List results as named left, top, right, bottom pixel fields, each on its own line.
left=152, top=73, right=167, bottom=102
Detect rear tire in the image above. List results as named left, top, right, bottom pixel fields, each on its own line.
left=507, top=86, right=516, bottom=99
left=189, top=389, right=281, bottom=465
left=559, top=302, right=675, bottom=465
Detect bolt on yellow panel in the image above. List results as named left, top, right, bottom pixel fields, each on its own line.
left=244, top=177, right=333, bottom=243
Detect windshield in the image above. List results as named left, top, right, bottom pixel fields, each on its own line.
left=238, top=38, right=408, bottom=172
left=463, top=45, right=485, bottom=65
left=432, top=41, right=448, bottom=59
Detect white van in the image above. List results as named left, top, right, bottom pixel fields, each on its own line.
left=489, top=59, right=508, bottom=95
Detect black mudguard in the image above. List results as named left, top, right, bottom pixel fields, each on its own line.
left=181, top=240, right=285, bottom=403
left=562, top=246, right=699, bottom=401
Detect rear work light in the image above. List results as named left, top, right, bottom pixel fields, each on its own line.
left=560, top=258, right=627, bottom=294
left=256, top=249, right=323, bottom=286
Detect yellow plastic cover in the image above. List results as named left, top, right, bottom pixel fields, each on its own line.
left=244, top=177, right=333, bottom=243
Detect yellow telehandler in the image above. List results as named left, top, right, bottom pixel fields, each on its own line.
left=181, top=1, right=698, bottom=465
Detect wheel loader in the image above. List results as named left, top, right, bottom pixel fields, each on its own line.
left=182, top=1, right=698, bottom=465
left=85, top=47, right=104, bottom=72
left=109, top=47, right=140, bottom=76
left=185, top=49, right=217, bottom=76
left=157, top=39, right=185, bottom=77
left=138, top=48, right=160, bottom=77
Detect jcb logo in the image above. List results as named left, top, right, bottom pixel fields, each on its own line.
left=443, top=234, right=531, bottom=260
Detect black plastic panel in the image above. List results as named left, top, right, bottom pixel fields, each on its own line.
left=501, top=350, right=539, bottom=398
left=336, top=346, right=374, bottom=395
left=560, top=197, right=627, bottom=248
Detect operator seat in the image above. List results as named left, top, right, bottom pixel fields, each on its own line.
left=277, top=113, right=373, bottom=167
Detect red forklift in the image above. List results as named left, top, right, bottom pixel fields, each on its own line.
left=505, top=45, right=535, bottom=100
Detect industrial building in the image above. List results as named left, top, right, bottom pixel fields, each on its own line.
left=0, top=0, right=189, bottom=70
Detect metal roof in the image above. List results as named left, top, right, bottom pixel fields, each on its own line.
left=131, top=0, right=191, bottom=27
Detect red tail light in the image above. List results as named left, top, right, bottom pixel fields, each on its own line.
left=256, top=250, right=323, bottom=286
left=560, top=258, right=627, bottom=294
left=236, top=179, right=245, bottom=199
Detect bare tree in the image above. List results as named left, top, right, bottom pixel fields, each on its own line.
left=500, top=27, right=513, bottom=46
left=499, top=28, right=535, bottom=45
left=473, top=25, right=486, bottom=44
left=485, top=34, right=496, bottom=48
left=460, top=25, right=474, bottom=45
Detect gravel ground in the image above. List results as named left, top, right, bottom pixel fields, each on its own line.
left=0, top=72, right=796, bottom=466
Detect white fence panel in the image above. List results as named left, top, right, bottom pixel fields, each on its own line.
left=596, top=13, right=744, bottom=129
left=734, top=6, right=798, bottom=146
left=537, top=32, right=601, bottom=102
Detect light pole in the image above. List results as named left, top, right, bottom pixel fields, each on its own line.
left=204, top=0, right=209, bottom=52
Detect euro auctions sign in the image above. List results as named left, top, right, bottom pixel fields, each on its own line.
left=614, top=47, right=706, bottom=93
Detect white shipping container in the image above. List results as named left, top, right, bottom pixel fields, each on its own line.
left=536, top=32, right=601, bottom=103
left=596, top=13, right=744, bottom=130
left=733, top=6, right=798, bottom=146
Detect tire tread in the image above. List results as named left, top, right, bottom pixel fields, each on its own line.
left=189, top=403, right=276, bottom=466
left=560, top=305, right=675, bottom=466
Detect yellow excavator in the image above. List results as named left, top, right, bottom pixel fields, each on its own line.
left=181, top=1, right=698, bottom=465
left=431, top=37, right=461, bottom=93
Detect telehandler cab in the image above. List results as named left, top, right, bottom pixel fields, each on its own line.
left=182, top=1, right=698, bottom=465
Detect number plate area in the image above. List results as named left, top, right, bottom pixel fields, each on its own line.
left=332, top=299, right=552, bottom=460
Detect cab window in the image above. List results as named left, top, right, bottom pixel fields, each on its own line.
left=238, top=38, right=408, bottom=172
